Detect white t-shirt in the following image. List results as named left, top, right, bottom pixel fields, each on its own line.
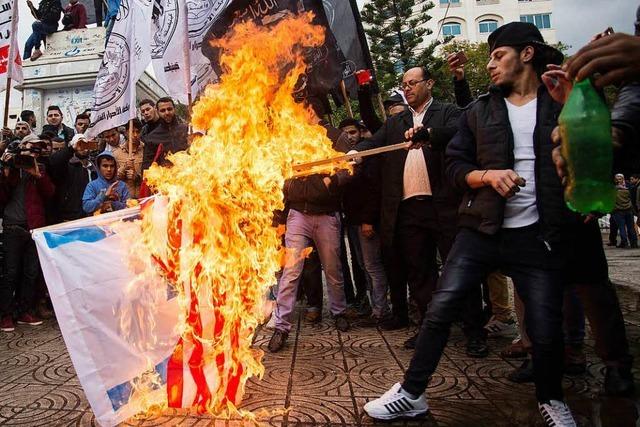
left=503, top=98, right=539, bottom=228
left=403, top=98, right=433, bottom=200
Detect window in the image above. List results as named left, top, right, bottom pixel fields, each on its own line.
left=479, top=19, right=498, bottom=33
left=442, top=22, right=462, bottom=36
left=440, top=0, right=460, bottom=3
left=520, top=13, right=551, bottom=29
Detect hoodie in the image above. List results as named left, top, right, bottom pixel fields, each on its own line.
left=82, top=151, right=130, bottom=214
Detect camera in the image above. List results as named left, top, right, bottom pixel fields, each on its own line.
left=1, top=138, right=50, bottom=170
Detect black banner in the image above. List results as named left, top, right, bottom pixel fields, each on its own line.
left=202, top=0, right=345, bottom=98
left=323, top=0, right=377, bottom=97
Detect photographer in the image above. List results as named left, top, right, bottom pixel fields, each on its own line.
left=0, top=135, right=55, bottom=332
left=48, top=133, right=98, bottom=222
left=82, top=150, right=130, bottom=215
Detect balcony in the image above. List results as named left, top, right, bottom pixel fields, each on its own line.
left=476, top=0, right=500, bottom=5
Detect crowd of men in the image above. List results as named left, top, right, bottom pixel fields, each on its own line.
left=0, top=97, right=189, bottom=332
left=1, top=3, right=640, bottom=426
left=263, top=18, right=639, bottom=427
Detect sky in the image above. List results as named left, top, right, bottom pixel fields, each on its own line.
left=355, top=0, right=637, bottom=53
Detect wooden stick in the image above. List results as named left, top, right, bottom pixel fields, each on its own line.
left=292, top=141, right=411, bottom=172
left=2, top=77, right=11, bottom=130
left=340, top=80, right=354, bottom=118
left=127, top=119, right=133, bottom=156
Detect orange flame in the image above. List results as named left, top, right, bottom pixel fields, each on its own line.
left=135, top=12, right=344, bottom=416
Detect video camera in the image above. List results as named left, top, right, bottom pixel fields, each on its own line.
left=1, top=138, right=51, bottom=170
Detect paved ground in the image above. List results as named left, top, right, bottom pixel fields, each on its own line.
left=1, top=244, right=640, bottom=426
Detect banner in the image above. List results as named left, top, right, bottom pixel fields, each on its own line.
left=202, top=0, right=345, bottom=98
left=323, top=0, right=376, bottom=97
left=151, top=0, right=231, bottom=103
left=87, top=0, right=153, bottom=138
left=0, top=0, right=23, bottom=92
left=32, top=199, right=224, bottom=426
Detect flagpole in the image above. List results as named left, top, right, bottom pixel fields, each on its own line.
left=340, top=80, right=354, bottom=118
left=182, top=1, right=192, bottom=134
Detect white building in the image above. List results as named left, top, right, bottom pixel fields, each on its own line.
left=17, top=28, right=166, bottom=132
left=427, top=0, right=556, bottom=45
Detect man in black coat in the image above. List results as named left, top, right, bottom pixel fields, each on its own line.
left=141, top=97, right=189, bottom=172
left=352, top=66, right=486, bottom=355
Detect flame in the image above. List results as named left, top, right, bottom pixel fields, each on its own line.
left=127, top=13, right=345, bottom=416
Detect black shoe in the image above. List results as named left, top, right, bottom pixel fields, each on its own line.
left=508, top=359, right=534, bottom=383
left=335, top=315, right=350, bottom=332
left=466, top=337, right=489, bottom=358
left=268, top=329, right=288, bottom=353
left=631, top=242, right=639, bottom=249
left=604, top=366, right=635, bottom=397
left=404, top=333, right=419, bottom=350
left=379, top=316, right=409, bottom=331
left=357, top=315, right=380, bottom=328
left=564, top=362, right=586, bottom=376
left=617, top=242, right=629, bottom=248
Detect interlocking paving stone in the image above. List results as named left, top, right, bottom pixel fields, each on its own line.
left=1, top=244, right=640, bottom=425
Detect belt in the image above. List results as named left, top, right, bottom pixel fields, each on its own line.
left=403, top=195, right=433, bottom=202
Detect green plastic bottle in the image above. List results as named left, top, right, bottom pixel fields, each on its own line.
left=558, top=79, right=616, bottom=214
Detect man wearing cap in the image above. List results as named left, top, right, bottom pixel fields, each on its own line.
left=363, top=23, right=578, bottom=426
left=48, top=133, right=98, bottom=222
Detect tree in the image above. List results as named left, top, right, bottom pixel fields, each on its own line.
left=430, top=40, right=491, bottom=104
left=431, top=40, right=572, bottom=104
left=361, top=0, right=437, bottom=95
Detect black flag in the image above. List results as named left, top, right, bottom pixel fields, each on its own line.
left=322, top=0, right=377, bottom=97
left=202, top=0, right=345, bottom=99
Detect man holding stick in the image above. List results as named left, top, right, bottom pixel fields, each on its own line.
left=348, top=66, right=487, bottom=355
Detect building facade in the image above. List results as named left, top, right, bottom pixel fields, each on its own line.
left=427, top=0, right=556, bottom=44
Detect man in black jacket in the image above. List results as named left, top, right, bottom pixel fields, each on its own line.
left=268, top=106, right=352, bottom=353
left=139, top=99, right=160, bottom=142
left=352, top=66, right=486, bottom=355
left=364, top=23, right=577, bottom=426
left=24, top=0, right=63, bottom=60
left=44, top=106, right=75, bottom=145
left=142, top=97, right=189, bottom=172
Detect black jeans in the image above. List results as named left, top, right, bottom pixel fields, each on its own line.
left=389, top=198, right=485, bottom=337
left=0, top=225, right=41, bottom=317
left=402, top=225, right=565, bottom=403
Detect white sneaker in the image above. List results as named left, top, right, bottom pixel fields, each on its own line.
left=538, top=400, right=577, bottom=427
left=363, top=383, right=428, bottom=420
left=484, top=316, right=517, bottom=338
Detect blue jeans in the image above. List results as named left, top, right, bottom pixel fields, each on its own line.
left=347, top=225, right=389, bottom=318
left=612, top=210, right=637, bottom=246
left=23, top=21, right=58, bottom=59
left=402, top=225, right=565, bottom=403
left=274, top=209, right=347, bottom=332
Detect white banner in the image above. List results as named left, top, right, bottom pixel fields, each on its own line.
left=32, top=203, right=180, bottom=427
left=0, top=0, right=23, bottom=92
left=87, top=0, right=153, bottom=138
left=151, top=0, right=231, bottom=103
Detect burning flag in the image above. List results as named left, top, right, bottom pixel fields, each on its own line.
left=140, top=11, right=345, bottom=414
left=34, top=11, right=348, bottom=427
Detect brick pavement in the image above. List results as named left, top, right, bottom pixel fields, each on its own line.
left=1, top=245, right=639, bottom=426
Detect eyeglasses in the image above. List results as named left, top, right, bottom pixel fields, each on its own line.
left=400, top=79, right=427, bottom=90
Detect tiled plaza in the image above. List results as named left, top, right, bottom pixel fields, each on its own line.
left=1, top=245, right=639, bottom=426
